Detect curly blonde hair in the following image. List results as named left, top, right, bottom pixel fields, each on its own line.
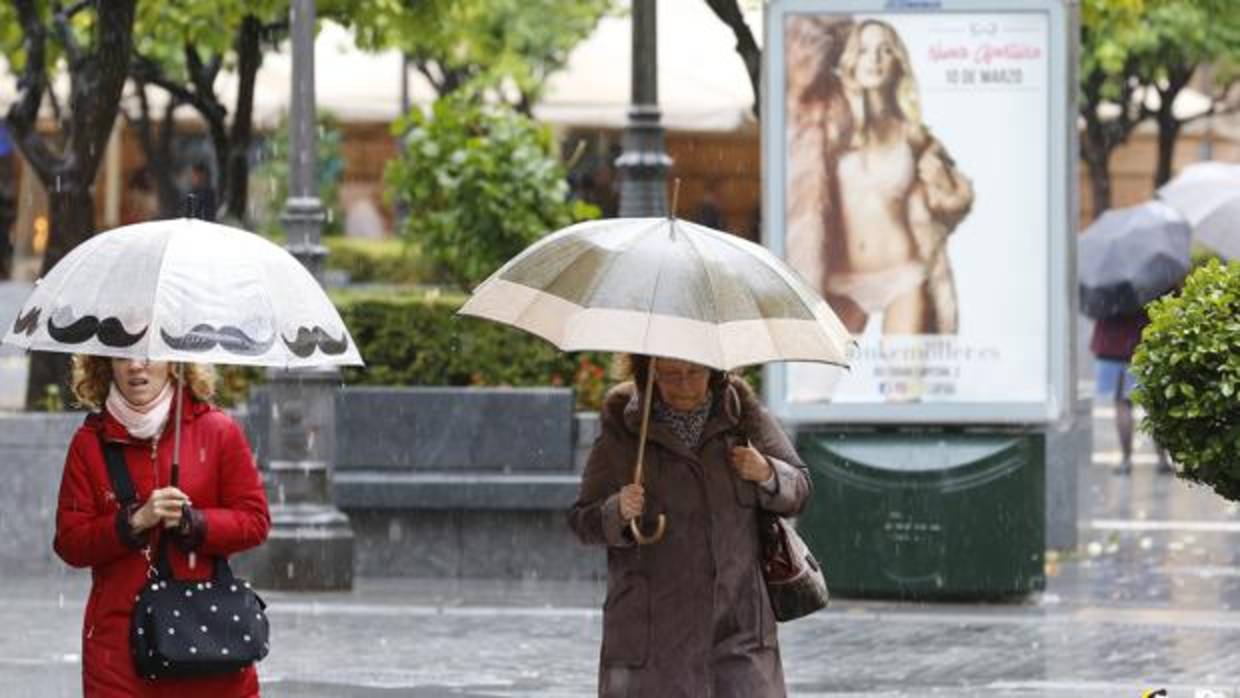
left=838, top=19, right=921, bottom=145
left=71, top=355, right=216, bottom=410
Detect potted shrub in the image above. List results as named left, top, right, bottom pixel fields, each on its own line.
left=1131, top=259, right=1240, bottom=500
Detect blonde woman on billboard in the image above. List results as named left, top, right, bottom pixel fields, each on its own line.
left=786, top=18, right=973, bottom=335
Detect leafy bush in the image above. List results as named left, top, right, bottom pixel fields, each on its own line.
left=215, top=365, right=264, bottom=409
left=324, top=237, right=441, bottom=285
left=334, top=288, right=609, bottom=409
left=1132, top=259, right=1240, bottom=500
left=385, top=95, right=597, bottom=290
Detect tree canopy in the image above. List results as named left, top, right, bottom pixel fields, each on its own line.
left=1079, top=0, right=1240, bottom=214
left=347, top=0, right=613, bottom=111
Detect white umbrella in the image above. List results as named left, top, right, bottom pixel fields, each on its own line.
left=3, top=218, right=363, bottom=367
left=1157, top=161, right=1240, bottom=260
left=3, top=218, right=363, bottom=487
left=460, top=216, right=851, bottom=543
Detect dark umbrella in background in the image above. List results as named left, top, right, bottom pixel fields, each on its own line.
left=1157, top=161, right=1240, bottom=261
left=1078, top=200, right=1191, bottom=319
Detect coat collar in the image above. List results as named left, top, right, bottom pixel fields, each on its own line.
left=615, top=377, right=746, bottom=459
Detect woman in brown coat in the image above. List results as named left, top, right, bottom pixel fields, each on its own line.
left=569, top=356, right=810, bottom=697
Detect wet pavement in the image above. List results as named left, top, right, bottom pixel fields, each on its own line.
left=4, top=403, right=1240, bottom=697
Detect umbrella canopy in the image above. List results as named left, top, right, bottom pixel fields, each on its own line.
left=1078, top=201, right=1190, bottom=320
left=2, top=218, right=363, bottom=367
left=458, top=217, right=852, bottom=371
left=1157, top=161, right=1240, bottom=260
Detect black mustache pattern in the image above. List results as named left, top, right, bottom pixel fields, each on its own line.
left=161, top=325, right=276, bottom=356
left=282, top=326, right=350, bottom=357
left=12, top=306, right=40, bottom=336
left=47, top=313, right=148, bottom=347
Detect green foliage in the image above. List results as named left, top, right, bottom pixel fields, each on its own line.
left=0, top=1, right=100, bottom=71
left=132, top=1, right=283, bottom=75
left=324, top=237, right=442, bottom=285
left=251, top=113, right=347, bottom=237
left=39, top=384, right=64, bottom=413
left=214, top=365, right=265, bottom=409
left=1080, top=0, right=1145, bottom=91
left=1132, top=259, right=1240, bottom=501
left=333, top=288, right=608, bottom=409
left=385, top=96, right=598, bottom=290
left=1081, top=0, right=1240, bottom=109
left=346, top=0, right=613, bottom=106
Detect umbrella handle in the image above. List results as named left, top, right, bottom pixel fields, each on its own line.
left=630, top=360, right=667, bottom=545
left=629, top=514, right=667, bottom=545
left=170, top=363, right=184, bottom=488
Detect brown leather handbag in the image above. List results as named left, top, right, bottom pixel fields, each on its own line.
left=759, top=511, right=829, bottom=622
left=726, top=397, right=829, bottom=622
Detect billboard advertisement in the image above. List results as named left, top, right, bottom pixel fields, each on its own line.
left=763, top=0, right=1073, bottom=424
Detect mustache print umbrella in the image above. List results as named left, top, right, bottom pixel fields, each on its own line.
left=2, top=218, right=363, bottom=487
left=3, top=218, right=363, bottom=367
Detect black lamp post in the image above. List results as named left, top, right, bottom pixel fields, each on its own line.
left=617, top=0, right=673, bottom=217
left=246, top=0, right=355, bottom=591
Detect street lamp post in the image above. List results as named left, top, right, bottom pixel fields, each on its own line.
left=247, top=0, right=354, bottom=591
left=617, top=0, right=672, bottom=217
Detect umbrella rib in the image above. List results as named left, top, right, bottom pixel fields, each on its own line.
left=676, top=221, right=730, bottom=364
left=640, top=222, right=676, bottom=358
left=39, top=236, right=106, bottom=322
left=146, top=227, right=181, bottom=359
left=505, top=219, right=664, bottom=348
left=558, top=218, right=665, bottom=309
left=707, top=224, right=851, bottom=363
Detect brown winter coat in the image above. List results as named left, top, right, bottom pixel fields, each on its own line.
left=569, top=376, right=810, bottom=698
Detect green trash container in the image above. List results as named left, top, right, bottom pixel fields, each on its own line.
left=796, top=430, right=1045, bottom=599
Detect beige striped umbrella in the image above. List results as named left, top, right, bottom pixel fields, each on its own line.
left=460, top=216, right=851, bottom=544
left=460, top=217, right=851, bottom=370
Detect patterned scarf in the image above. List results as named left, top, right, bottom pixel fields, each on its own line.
left=652, top=390, right=714, bottom=450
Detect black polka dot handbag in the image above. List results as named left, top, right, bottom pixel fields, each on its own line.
left=101, top=439, right=270, bottom=680
left=129, top=542, right=270, bottom=679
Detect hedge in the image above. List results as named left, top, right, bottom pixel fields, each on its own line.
left=334, top=288, right=610, bottom=409
left=324, top=237, right=441, bottom=286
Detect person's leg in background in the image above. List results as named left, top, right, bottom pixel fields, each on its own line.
left=1125, top=366, right=1170, bottom=476
left=1117, top=361, right=1174, bottom=475
left=1114, top=391, right=1134, bottom=475
left=1096, top=358, right=1133, bottom=475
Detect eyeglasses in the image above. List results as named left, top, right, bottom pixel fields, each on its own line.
left=654, top=368, right=710, bottom=386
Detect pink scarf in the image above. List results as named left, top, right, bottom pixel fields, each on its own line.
left=105, top=381, right=175, bottom=440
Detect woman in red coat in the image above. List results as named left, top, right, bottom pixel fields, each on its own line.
left=54, top=356, right=271, bottom=697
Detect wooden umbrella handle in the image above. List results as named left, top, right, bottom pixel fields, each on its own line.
left=629, top=360, right=666, bottom=545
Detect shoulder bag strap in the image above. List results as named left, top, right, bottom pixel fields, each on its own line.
left=97, top=435, right=137, bottom=507
left=98, top=434, right=176, bottom=579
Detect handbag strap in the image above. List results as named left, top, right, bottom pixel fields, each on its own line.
left=99, top=436, right=137, bottom=507
left=99, top=433, right=239, bottom=585
left=98, top=434, right=180, bottom=579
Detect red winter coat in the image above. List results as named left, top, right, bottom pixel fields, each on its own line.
left=54, top=390, right=271, bottom=698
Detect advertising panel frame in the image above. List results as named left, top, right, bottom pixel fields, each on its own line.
left=762, top=0, right=1074, bottom=425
